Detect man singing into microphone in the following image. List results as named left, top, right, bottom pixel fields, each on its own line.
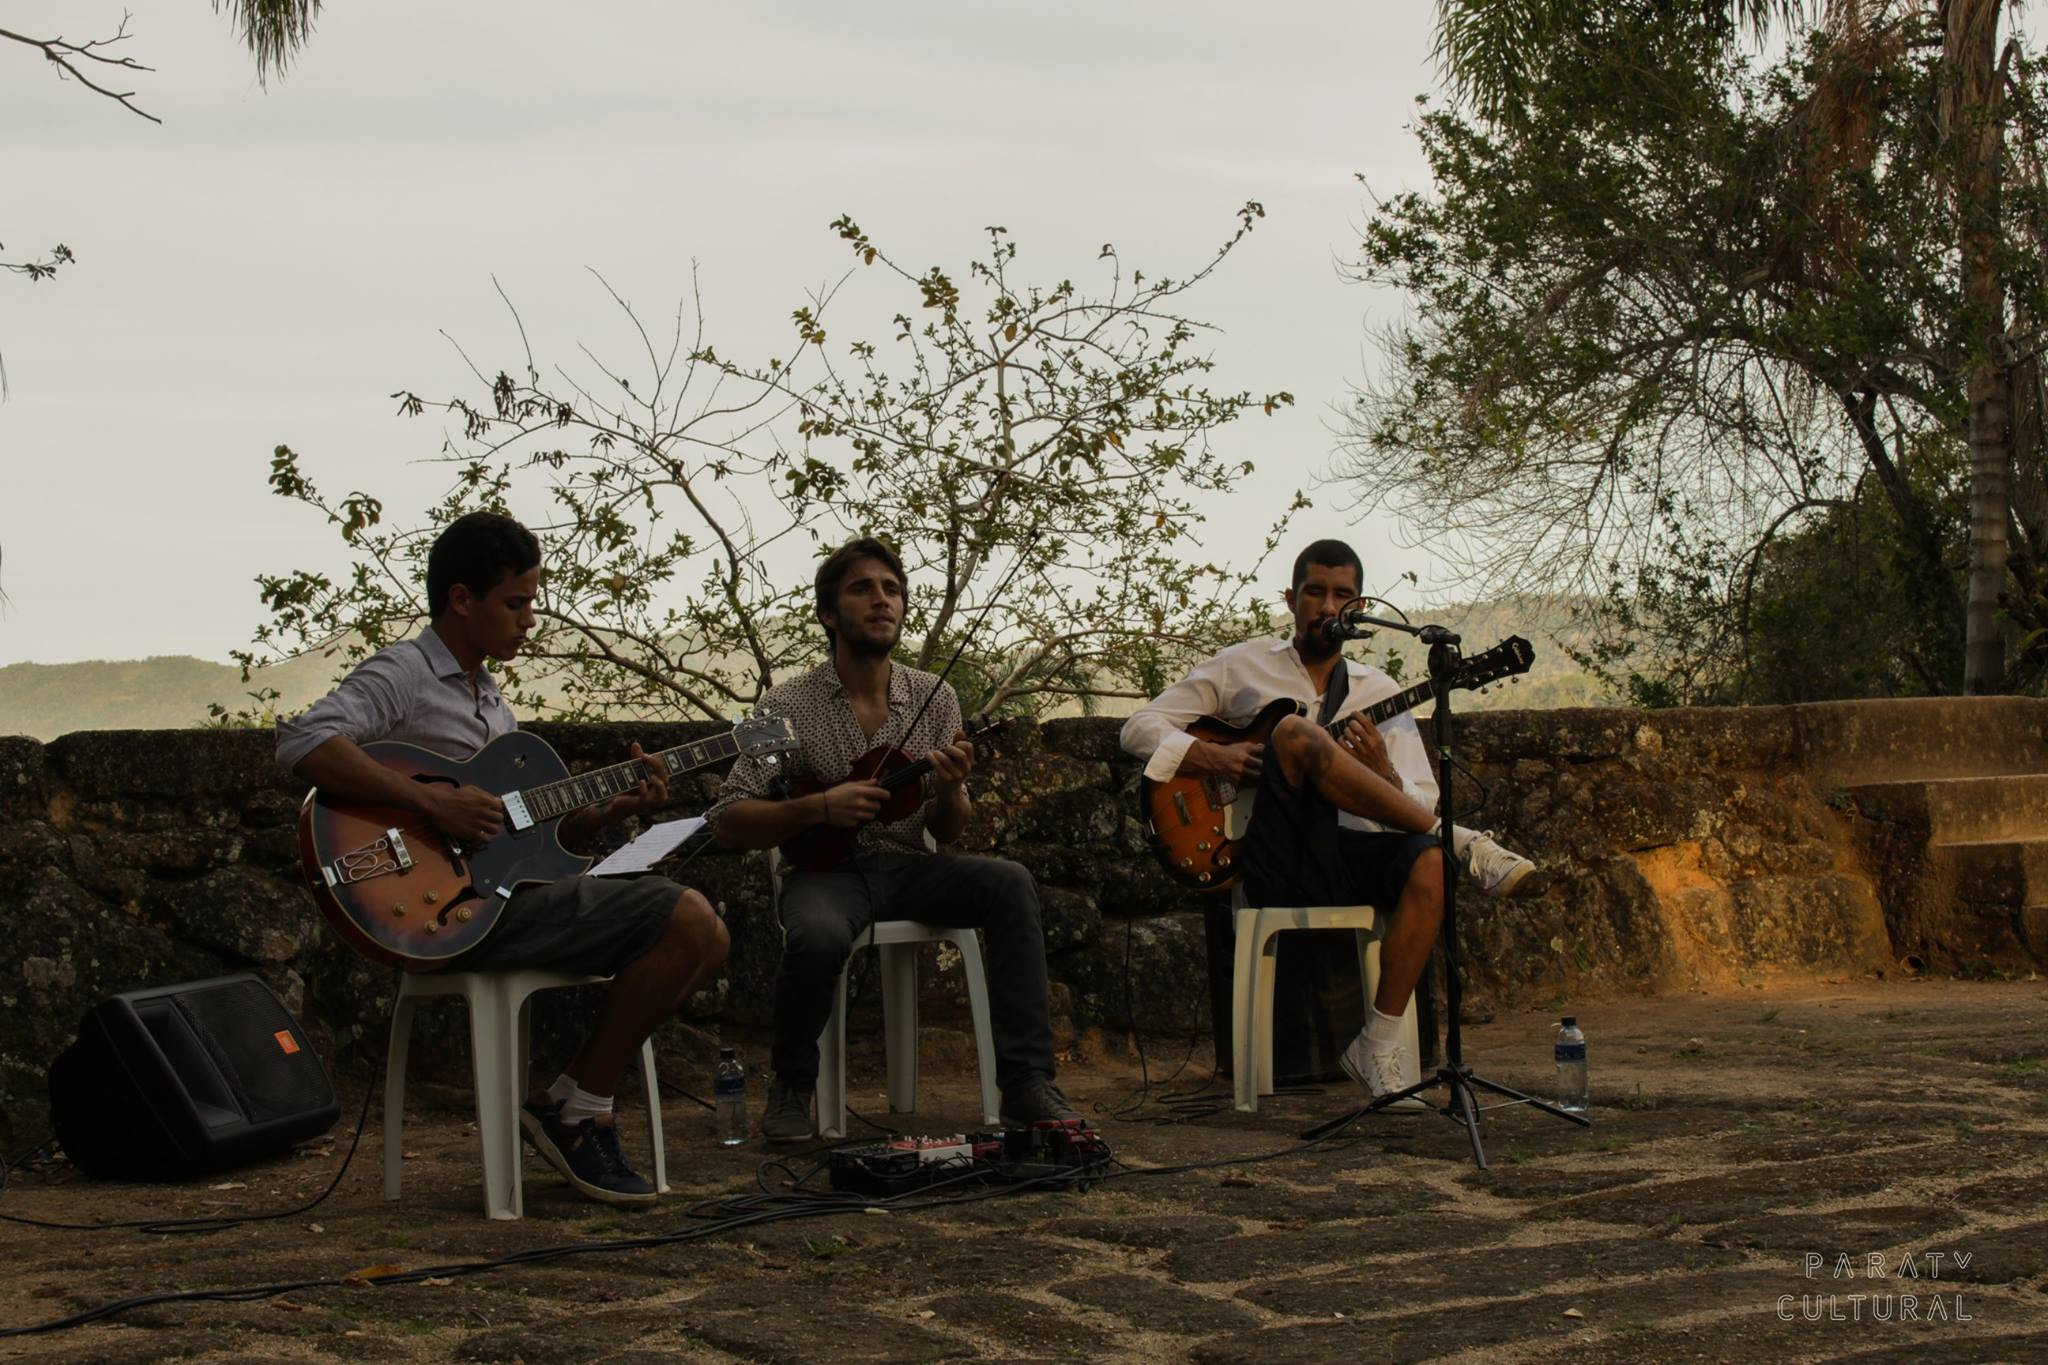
left=1120, top=539, right=1540, bottom=1101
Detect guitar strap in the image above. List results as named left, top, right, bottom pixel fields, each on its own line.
left=1315, top=659, right=1351, bottom=729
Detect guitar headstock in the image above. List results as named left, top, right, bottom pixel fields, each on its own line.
left=735, top=715, right=800, bottom=757
left=1452, top=636, right=1536, bottom=691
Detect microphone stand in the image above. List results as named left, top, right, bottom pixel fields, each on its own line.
left=1300, top=611, right=1589, bottom=1168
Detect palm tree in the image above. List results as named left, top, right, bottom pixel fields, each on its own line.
left=2, top=1, right=324, bottom=600
left=216, top=0, right=323, bottom=86
left=1432, top=0, right=2017, bottom=693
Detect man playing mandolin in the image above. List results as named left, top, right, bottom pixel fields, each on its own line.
left=278, top=512, right=729, bottom=1205
left=708, top=537, right=1076, bottom=1142
left=1120, top=538, right=1541, bottom=1102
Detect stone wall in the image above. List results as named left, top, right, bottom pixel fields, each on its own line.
left=5, top=698, right=2044, bottom=1144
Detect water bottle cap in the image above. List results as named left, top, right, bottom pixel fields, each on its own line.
left=718, top=1045, right=737, bottom=1059
left=1560, top=1015, right=1576, bottom=1027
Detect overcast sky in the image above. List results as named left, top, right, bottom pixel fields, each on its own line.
left=2, top=1, right=1447, bottom=664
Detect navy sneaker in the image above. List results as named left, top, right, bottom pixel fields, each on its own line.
left=519, top=1098, right=656, bottom=1205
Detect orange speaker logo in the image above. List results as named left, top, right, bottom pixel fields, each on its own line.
left=274, top=1030, right=301, bottom=1055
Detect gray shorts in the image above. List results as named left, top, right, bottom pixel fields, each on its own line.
left=436, top=874, right=680, bottom=977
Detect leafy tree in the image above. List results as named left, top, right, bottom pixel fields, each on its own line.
left=1433, top=0, right=2022, bottom=691
left=244, top=211, right=1295, bottom=721
left=1344, top=4, right=2048, bottom=700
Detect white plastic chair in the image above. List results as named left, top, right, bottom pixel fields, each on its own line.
left=770, top=848, right=1000, bottom=1139
left=383, top=970, right=669, bottom=1220
left=1229, top=891, right=1423, bottom=1113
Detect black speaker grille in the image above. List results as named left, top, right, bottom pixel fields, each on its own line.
left=173, top=979, right=331, bottom=1125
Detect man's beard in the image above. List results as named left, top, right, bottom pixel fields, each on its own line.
left=1295, top=627, right=1339, bottom=663
left=842, top=622, right=900, bottom=658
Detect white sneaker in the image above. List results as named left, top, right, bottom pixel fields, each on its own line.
left=1448, top=825, right=1542, bottom=898
left=1339, top=1032, right=1415, bottom=1105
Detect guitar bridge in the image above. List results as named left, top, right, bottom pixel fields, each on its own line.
left=325, top=828, right=414, bottom=887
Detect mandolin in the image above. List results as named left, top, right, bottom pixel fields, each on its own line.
left=1141, top=637, right=1534, bottom=891
left=777, top=714, right=1013, bottom=874
left=298, top=717, right=796, bottom=968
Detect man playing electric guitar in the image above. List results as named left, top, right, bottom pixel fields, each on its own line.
left=277, top=512, right=728, bottom=1205
left=708, top=537, right=1075, bottom=1142
left=1120, top=538, right=1541, bottom=1102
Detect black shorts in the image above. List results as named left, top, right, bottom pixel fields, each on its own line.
left=435, top=874, right=680, bottom=977
left=1239, top=757, right=1438, bottom=912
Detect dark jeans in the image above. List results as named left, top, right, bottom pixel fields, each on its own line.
left=772, top=851, right=1056, bottom=1094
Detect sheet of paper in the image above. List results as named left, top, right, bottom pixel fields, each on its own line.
left=589, top=815, right=708, bottom=876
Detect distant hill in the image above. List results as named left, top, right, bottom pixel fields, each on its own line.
left=0, top=653, right=345, bottom=740
left=0, top=597, right=1619, bottom=741
left=1358, top=593, right=1618, bottom=711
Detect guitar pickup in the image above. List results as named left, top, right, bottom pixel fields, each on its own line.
left=502, top=791, right=535, bottom=832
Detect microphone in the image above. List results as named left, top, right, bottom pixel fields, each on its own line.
left=1316, top=610, right=1375, bottom=646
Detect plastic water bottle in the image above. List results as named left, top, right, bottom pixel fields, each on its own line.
left=1554, top=1016, right=1589, bottom=1113
left=714, top=1047, right=748, bottom=1146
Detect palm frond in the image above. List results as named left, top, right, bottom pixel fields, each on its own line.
left=213, top=0, right=320, bottom=85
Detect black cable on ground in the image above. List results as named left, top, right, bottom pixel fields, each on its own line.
left=1, top=1103, right=1375, bottom=1339
left=0, top=1059, right=378, bottom=1237
left=1096, top=901, right=1329, bottom=1125
left=0, top=1134, right=1120, bottom=1338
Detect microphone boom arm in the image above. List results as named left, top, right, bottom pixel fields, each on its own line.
left=1326, top=608, right=1460, bottom=646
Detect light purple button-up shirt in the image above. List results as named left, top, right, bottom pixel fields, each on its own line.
left=275, top=628, right=517, bottom=775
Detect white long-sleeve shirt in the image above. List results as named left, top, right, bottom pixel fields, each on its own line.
left=1119, top=636, right=1440, bottom=831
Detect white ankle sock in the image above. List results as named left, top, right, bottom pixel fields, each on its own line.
left=1428, top=818, right=1474, bottom=856
left=1364, top=1006, right=1405, bottom=1053
left=548, top=1074, right=613, bottom=1125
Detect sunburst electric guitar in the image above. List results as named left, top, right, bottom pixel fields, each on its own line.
left=1140, top=637, right=1534, bottom=891
left=298, top=717, right=797, bottom=968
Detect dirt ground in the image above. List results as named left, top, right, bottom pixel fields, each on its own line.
left=2, top=977, right=2046, bottom=1364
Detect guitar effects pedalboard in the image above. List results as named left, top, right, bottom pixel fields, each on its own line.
left=825, top=1118, right=1113, bottom=1197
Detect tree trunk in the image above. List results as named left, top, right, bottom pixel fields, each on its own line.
left=1949, top=0, right=2010, bottom=692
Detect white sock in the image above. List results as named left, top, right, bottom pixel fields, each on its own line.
left=548, top=1073, right=613, bottom=1125
left=1363, top=1006, right=1405, bottom=1054
left=1427, top=818, right=1475, bottom=856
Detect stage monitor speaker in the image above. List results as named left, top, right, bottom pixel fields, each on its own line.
left=48, top=972, right=340, bottom=1180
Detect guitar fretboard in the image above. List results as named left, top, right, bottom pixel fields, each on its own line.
left=522, top=733, right=744, bottom=823
left=1322, top=678, right=1440, bottom=737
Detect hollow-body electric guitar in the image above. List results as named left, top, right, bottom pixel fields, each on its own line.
left=1141, top=637, right=1534, bottom=891
left=298, top=717, right=796, bottom=968
left=777, top=715, right=1013, bottom=874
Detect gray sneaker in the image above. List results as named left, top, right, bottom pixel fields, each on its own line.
left=1000, top=1076, right=1079, bottom=1126
left=761, top=1077, right=814, bottom=1144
